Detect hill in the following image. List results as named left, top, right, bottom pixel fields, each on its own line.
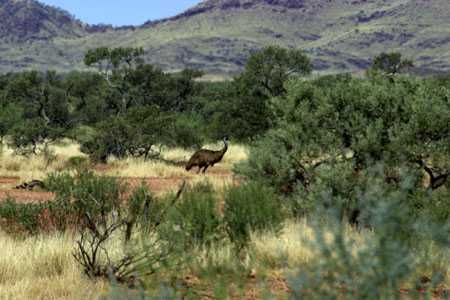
left=1, top=0, right=450, bottom=75
left=0, top=0, right=87, bottom=41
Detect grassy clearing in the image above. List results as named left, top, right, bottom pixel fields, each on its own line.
left=0, top=135, right=232, bottom=183
left=0, top=140, right=85, bottom=181
left=0, top=141, right=247, bottom=181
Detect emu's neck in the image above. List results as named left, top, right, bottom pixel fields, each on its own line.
left=220, top=141, right=228, bottom=155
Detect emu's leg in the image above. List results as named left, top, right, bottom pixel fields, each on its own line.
left=202, top=166, right=209, bottom=174
left=197, top=166, right=203, bottom=174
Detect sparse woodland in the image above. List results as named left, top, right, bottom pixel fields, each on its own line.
left=0, top=47, right=449, bottom=299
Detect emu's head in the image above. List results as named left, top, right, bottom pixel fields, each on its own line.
left=223, top=135, right=230, bottom=147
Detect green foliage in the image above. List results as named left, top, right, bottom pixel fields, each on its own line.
left=171, top=181, right=221, bottom=246
left=371, top=51, right=414, bottom=75
left=223, top=182, right=284, bottom=250
left=290, top=173, right=450, bottom=300
left=84, top=47, right=144, bottom=72
left=65, top=156, right=90, bottom=171
left=171, top=113, right=205, bottom=149
left=237, top=73, right=450, bottom=221
left=196, top=46, right=312, bottom=141
left=0, top=198, right=44, bottom=234
left=63, top=71, right=109, bottom=125
left=240, top=45, right=312, bottom=98
left=0, top=103, right=22, bottom=142
left=127, top=184, right=166, bottom=232
left=79, top=106, right=175, bottom=162
left=2, top=71, right=72, bottom=154
left=45, top=170, right=124, bottom=227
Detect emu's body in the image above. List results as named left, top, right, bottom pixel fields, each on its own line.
left=186, top=138, right=228, bottom=173
left=15, top=179, right=46, bottom=191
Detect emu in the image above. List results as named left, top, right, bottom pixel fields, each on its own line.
left=186, top=136, right=229, bottom=174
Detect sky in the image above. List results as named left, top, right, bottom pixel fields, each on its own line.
left=40, top=0, right=202, bottom=26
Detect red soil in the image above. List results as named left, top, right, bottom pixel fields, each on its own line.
left=0, top=170, right=236, bottom=203
left=0, top=190, right=54, bottom=203
left=0, top=176, right=20, bottom=185
left=122, top=177, right=186, bottom=195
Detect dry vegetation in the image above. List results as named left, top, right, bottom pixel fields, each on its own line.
left=0, top=232, right=107, bottom=299
left=0, top=140, right=247, bottom=180
left=0, top=141, right=449, bottom=299
left=1, top=220, right=448, bottom=299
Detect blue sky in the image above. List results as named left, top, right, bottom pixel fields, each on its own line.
left=40, top=0, right=202, bottom=26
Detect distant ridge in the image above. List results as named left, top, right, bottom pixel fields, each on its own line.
left=1, top=0, right=450, bottom=75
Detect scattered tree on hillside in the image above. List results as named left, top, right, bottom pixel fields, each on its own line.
left=371, top=52, right=414, bottom=75
left=240, top=45, right=312, bottom=98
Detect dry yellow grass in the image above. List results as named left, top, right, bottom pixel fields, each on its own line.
left=0, top=141, right=247, bottom=182
left=0, top=218, right=448, bottom=299
left=159, top=143, right=248, bottom=166
left=0, top=140, right=85, bottom=181
left=187, top=220, right=369, bottom=275
left=0, top=231, right=106, bottom=300
left=105, top=157, right=188, bottom=178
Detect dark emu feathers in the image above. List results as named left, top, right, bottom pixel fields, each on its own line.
left=186, top=136, right=229, bottom=174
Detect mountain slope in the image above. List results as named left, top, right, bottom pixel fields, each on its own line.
left=0, top=0, right=87, bottom=41
left=1, top=0, right=450, bottom=75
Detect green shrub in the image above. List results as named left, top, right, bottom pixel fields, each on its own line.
left=44, top=170, right=124, bottom=228
left=171, top=113, right=205, bottom=149
left=173, top=181, right=221, bottom=247
left=0, top=198, right=45, bottom=234
left=223, top=182, right=284, bottom=250
left=65, top=156, right=90, bottom=171
left=290, top=174, right=450, bottom=300
left=79, top=106, right=175, bottom=162
left=127, top=183, right=166, bottom=232
left=236, top=74, right=450, bottom=223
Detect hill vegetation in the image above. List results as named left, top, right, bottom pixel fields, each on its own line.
left=1, top=0, right=450, bottom=75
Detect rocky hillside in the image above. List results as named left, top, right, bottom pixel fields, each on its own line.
left=0, top=0, right=87, bottom=41
left=1, top=0, right=450, bottom=75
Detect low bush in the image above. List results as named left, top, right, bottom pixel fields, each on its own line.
left=223, top=182, right=285, bottom=250
left=72, top=179, right=187, bottom=285
left=46, top=170, right=124, bottom=226
left=65, top=156, right=90, bottom=171
left=171, top=181, right=222, bottom=247
left=290, top=175, right=450, bottom=299
left=0, top=198, right=44, bottom=234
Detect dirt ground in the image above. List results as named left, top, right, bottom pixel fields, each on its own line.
left=0, top=168, right=235, bottom=203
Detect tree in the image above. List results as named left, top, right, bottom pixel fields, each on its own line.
left=371, top=52, right=414, bottom=75
left=3, top=71, right=72, bottom=155
left=240, top=46, right=312, bottom=98
left=0, top=103, right=22, bottom=143
left=63, top=71, right=109, bottom=125
left=84, top=47, right=145, bottom=115
left=237, top=74, right=450, bottom=219
left=79, top=106, right=175, bottom=163
left=203, top=46, right=312, bottom=141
